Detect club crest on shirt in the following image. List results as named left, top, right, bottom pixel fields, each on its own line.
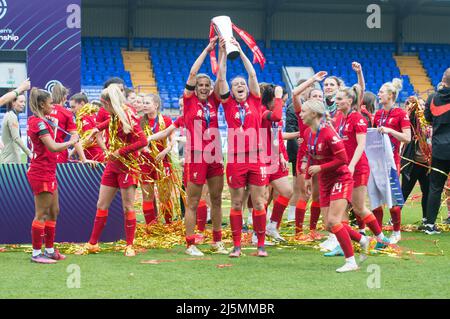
left=38, top=121, right=46, bottom=131
left=193, top=172, right=198, bottom=180
left=197, top=110, right=203, bottom=118
left=318, top=143, right=323, bottom=151
left=234, top=112, right=240, bottom=119
left=331, top=136, right=340, bottom=144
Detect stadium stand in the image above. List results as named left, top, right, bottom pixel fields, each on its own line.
left=81, top=37, right=449, bottom=109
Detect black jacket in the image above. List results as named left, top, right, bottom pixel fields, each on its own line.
left=424, top=87, right=450, bottom=160
left=285, top=103, right=299, bottom=163
left=401, top=110, right=422, bottom=180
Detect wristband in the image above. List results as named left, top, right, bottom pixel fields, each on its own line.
left=185, top=84, right=195, bottom=91
left=220, top=92, right=230, bottom=100
left=13, top=90, right=19, bottom=98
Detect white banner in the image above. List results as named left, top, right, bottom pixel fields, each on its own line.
left=365, top=128, right=404, bottom=210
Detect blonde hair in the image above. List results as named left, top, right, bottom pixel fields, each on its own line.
left=101, top=84, right=132, bottom=134
left=29, top=88, right=51, bottom=118
left=303, top=99, right=326, bottom=116
left=52, top=83, right=69, bottom=105
left=382, top=78, right=403, bottom=102
left=303, top=99, right=332, bottom=123
left=339, top=84, right=362, bottom=109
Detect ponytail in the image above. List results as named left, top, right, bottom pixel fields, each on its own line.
left=381, top=78, right=403, bottom=102
left=101, top=84, right=132, bottom=134
left=29, top=88, right=51, bottom=118
left=51, top=83, right=69, bottom=105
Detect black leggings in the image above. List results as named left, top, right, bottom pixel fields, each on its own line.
left=426, top=157, right=450, bottom=224
left=401, top=163, right=430, bottom=219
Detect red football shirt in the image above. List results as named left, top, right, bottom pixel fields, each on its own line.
left=173, top=116, right=185, bottom=129
left=222, top=93, right=262, bottom=155
left=147, top=115, right=173, bottom=152
left=333, top=111, right=369, bottom=174
left=81, top=114, right=104, bottom=160
left=261, top=105, right=288, bottom=164
left=295, top=111, right=309, bottom=157
left=305, top=125, right=350, bottom=182
left=183, top=93, right=221, bottom=153
left=373, top=107, right=410, bottom=164
left=27, top=116, right=57, bottom=181
left=96, top=107, right=110, bottom=147
left=47, top=104, right=77, bottom=163
left=107, top=110, right=147, bottom=172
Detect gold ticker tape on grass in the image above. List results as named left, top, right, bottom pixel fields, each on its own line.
left=0, top=220, right=446, bottom=259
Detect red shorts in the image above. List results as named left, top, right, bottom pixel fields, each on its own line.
left=226, top=161, right=268, bottom=189
left=101, top=162, right=138, bottom=189
left=27, top=178, right=58, bottom=195
left=185, top=161, right=224, bottom=185
left=141, top=161, right=172, bottom=185
left=268, top=163, right=289, bottom=183
left=353, top=172, right=369, bottom=187
left=319, top=174, right=353, bottom=208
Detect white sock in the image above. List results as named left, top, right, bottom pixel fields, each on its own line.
left=32, top=249, right=42, bottom=257
left=345, top=256, right=357, bottom=265
left=376, top=233, right=385, bottom=241
left=268, top=220, right=277, bottom=228
left=45, top=247, right=54, bottom=254
left=393, top=231, right=401, bottom=236
left=288, top=205, right=295, bottom=217
left=206, top=208, right=211, bottom=221
left=359, top=236, right=369, bottom=245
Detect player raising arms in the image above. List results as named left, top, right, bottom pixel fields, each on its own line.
left=177, top=36, right=227, bottom=256
left=291, top=72, right=327, bottom=243
left=82, top=84, right=147, bottom=257
left=301, top=99, right=372, bottom=272
left=373, top=79, right=411, bottom=244
left=27, top=88, right=79, bottom=263
left=217, top=38, right=269, bottom=258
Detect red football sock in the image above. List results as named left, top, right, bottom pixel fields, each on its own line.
left=253, top=209, right=267, bottom=248
left=355, top=215, right=366, bottom=231
left=186, top=235, right=196, bottom=247
left=213, top=230, right=222, bottom=243
left=331, top=223, right=354, bottom=258
left=196, top=200, right=208, bottom=232
left=164, top=205, right=172, bottom=224
left=89, top=209, right=108, bottom=245
left=309, top=201, right=321, bottom=231
left=230, top=209, right=243, bottom=247
left=363, top=213, right=382, bottom=236
left=44, top=220, right=56, bottom=249
left=295, top=199, right=307, bottom=234
left=125, top=211, right=136, bottom=246
left=390, top=206, right=402, bottom=232
left=271, top=195, right=290, bottom=228
left=143, top=201, right=156, bottom=225
left=342, top=222, right=362, bottom=242
left=31, top=220, right=45, bottom=250
left=373, top=207, right=384, bottom=228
